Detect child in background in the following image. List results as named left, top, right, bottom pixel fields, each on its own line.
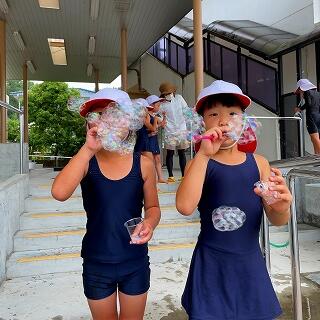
left=52, top=88, right=161, bottom=320
left=146, top=95, right=167, bottom=183
left=176, top=80, right=292, bottom=320
left=134, top=98, right=153, bottom=160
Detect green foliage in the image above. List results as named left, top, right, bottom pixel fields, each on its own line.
left=28, top=82, right=85, bottom=156
left=8, top=117, right=20, bottom=142
left=6, top=80, right=35, bottom=110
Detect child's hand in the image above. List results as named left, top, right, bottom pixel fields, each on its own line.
left=161, top=118, right=167, bottom=127
left=131, top=220, right=153, bottom=245
left=84, top=127, right=102, bottom=154
left=145, top=113, right=151, bottom=124
left=198, top=126, right=230, bottom=157
left=255, top=167, right=292, bottom=214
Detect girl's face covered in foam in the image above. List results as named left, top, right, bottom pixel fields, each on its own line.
left=86, top=102, right=146, bottom=154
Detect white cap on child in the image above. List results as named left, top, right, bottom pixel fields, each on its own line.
left=79, top=88, right=132, bottom=117
left=146, top=95, right=165, bottom=106
left=294, top=79, right=317, bottom=94
left=195, top=80, right=251, bottom=113
left=133, top=98, right=150, bottom=108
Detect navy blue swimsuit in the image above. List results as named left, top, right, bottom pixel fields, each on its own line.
left=134, top=125, right=149, bottom=152
left=148, top=115, right=160, bottom=154
left=80, top=153, right=147, bottom=263
left=182, top=154, right=282, bottom=319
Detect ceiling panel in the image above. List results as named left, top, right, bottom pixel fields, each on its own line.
left=3, top=0, right=193, bottom=82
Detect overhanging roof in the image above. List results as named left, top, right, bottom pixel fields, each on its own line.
left=207, top=20, right=298, bottom=58
left=2, top=0, right=193, bottom=82
left=169, top=16, right=207, bottom=42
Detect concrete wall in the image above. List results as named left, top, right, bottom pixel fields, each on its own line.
left=294, top=177, right=320, bottom=227
left=141, top=53, right=183, bottom=96
left=0, top=143, right=29, bottom=181
left=304, top=182, right=320, bottom=227
left=0, top=174, right=28, bottom=284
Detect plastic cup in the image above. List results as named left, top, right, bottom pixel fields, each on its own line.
left=124, top=217, right=144, bottom=244
left=254, top=181, right=280, bottom=205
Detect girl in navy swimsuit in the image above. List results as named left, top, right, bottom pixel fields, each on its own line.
left=176, top=80, right=292, bottom=320
left=52, top=88, right=161, bottom=320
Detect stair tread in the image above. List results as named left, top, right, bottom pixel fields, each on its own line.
left=8, top=241, right=196, bottom=262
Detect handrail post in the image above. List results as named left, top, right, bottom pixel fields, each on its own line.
left=190, top=122, right=194, bottom=159
left=260, top=211, right=271, bottom=273
left=19, top=112, right=24, bottom=174
left=298, top=118, right=304, bottom=157
left=288, top=174, right=303, bottom=320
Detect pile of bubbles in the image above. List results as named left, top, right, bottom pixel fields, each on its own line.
left=211, top=177, right=280, bottom=232
left=183, top=106, right=204, bottom=141
left=68, top=96, right=89, bottom=112
left=192, top=113, right=261, bottom=145
left=228, top=114, right=261, bottom=144
left=212, top=206, right=246, bottom=231
left=86, top=101, right=146, bottom=154
left=164, top=130, right=190, bottom=148
left=163, top=105, right=204, bottom=147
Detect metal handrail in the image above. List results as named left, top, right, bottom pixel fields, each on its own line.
left=286, top=168, right=320, bottom=320
left=29, top=154, right=72, bottom=168
left=248, top=116, right=304, bottom=157
left=0, top=100, right=24, bottom=174
left=264, top=158, right=320, bottom=320
left=188, top=115, right=304, bottom=160
left=29, top=155, right=72, bottom=159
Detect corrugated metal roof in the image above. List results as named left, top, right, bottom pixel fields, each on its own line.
left=207, top=20, right=298, bottom=57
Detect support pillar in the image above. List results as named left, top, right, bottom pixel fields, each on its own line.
left=193, top=0, right=203, bottom=101
left=0, top=20, right=6, bottom=143
left=121, top=28, right=128, bottom=91
left=23, top=63, right=28, bottom=143
left=95, top=68, right=99, bottom=92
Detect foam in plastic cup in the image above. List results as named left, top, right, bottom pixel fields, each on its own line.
left=254, top=180, right=280, bottom=205
left=124, top=217, right=144, bottom=244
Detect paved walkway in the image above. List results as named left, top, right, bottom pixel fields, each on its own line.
left=0, top=168, right=319, bottom=319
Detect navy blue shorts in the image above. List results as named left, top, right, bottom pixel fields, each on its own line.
left=306, top=114, right=320, bottom=134
left=82, top=255, right=150, bottom=300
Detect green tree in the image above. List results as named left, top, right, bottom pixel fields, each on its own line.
left=6, top=80, right=35, bottom=109
left=8, top=117, right=20, bottom=142
left=28, top=82, right=85, bottom=156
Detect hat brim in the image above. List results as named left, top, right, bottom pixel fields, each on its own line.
left=79, top=98, right=114, bottom=117
left=195, top=93, right=251, bottom=113
left=151, top=98, right=166, bottom=104
left=294, top=84, right=317, bottom=95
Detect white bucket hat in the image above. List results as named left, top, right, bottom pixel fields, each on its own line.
left=146, top=95, right=165, bottom=106
left=79, top=88, right=132, bottom=117
left=294, top=79, right=317, bottom=94
left=195, top=80, right=251, bottom=113
left=133, top=98, right=149, bottom=108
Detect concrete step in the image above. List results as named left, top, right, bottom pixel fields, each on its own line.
left=24, top=191, right=177, bottom=212
left=28, top=182, right=179, bottom=198
left=7, top=242, right=195, bottom=278
left=25, top=195, right=84, bottom=212
left=29, top=185, right=81, bottom=197
left=14, top=221, right=200, bottom=251
left=21, top=206, right=199, bottom=230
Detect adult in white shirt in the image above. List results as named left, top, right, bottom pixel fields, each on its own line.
left=159, top=82, right=190, bottom=182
